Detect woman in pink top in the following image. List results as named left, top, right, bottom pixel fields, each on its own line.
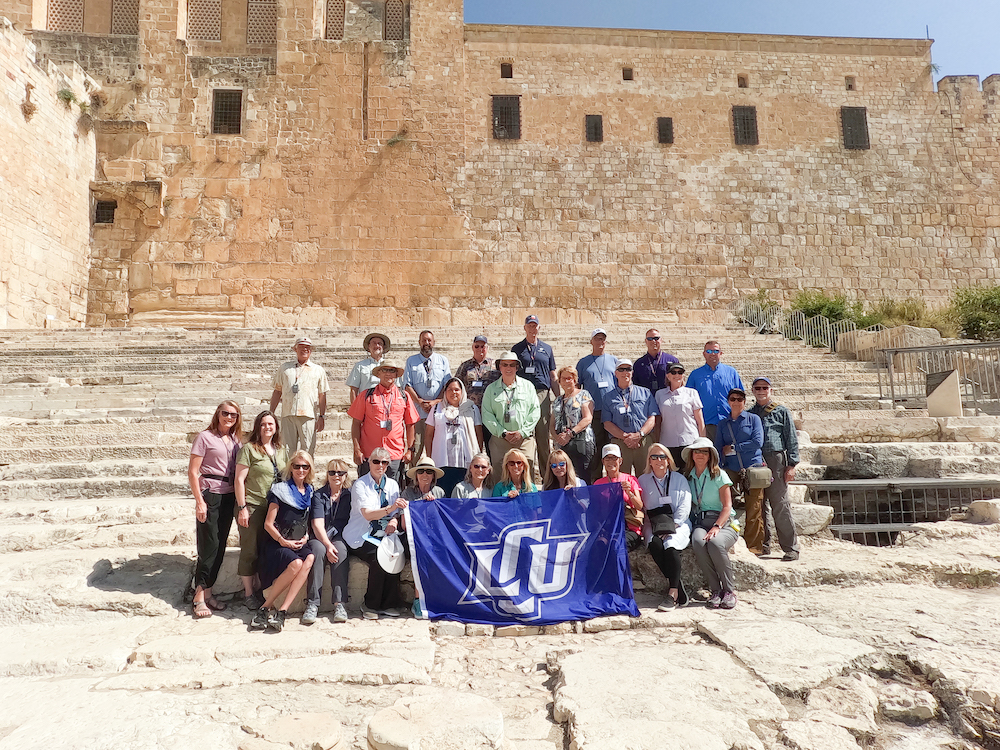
left=594, top=443, right=644, bottom=551
left=187, top=400, right=243, bottom=619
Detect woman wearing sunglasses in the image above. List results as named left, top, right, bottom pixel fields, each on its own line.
left=714, top=387, right=766, bottom=556
left=188, top=400, right=243, bottom=619
left=250, top=450, right=317, bottom=631
left=303, top=459, right=353, bottom=625
left=402, top=456, right=446, bottom=502
left=542, top=449, right=587, bottom=490
left=493, top=449, right=538, bottom=498
left=638, top=443, right=691, bottom=610
left=451, top=453, right=495, bottom=498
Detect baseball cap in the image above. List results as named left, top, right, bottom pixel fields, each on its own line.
left=524, top=315, right=540, bottom=325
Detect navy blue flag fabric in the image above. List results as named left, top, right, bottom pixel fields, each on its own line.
left=405, top=483, right=639, bottom=625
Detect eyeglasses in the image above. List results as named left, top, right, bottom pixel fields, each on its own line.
left=550, top=462, right=566, bottom=468
left=472, top=464, right=490, bottom=470
left=753, top=386, right=769, bottom=391
left=292, top=464, right=310, bottom=470
left=506, top=461, right=525, bottom=467
left=220, top=410, right=238, bottom=418
left=650, top=454, right=668, bottom=460
left=499, top=362, right=517, bottom=368
left=668, top=370, right=684, bottom=375
left=728, top=396, right=745, bottom=402
left=328, top=470, right=347, bottom=476
left=705, top=349, right=721, bottom=354
left=416, top=468, right=436, bottom=475
left=692, top=449, right=710, bottom=455
left=370, top=459, right=389, bottom=466
left=645, top=336, right=660, bottom=342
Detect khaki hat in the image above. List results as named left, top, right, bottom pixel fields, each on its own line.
left=681, top=437, right=720, bottom=467
left=373, top=359, right=404, bottom=376
left=406, top=456, right=444, bottom=480
left=363, top=332, right=391, bottom=352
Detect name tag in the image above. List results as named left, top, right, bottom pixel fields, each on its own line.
left=619, top=406, right=627, bottom=414
left=381, top=419, right=393, bottom=430
left=597, top=380, right=609, bottom=389
left=411, top=365, right=422, bottom=372
left=472, top=380, right=483, bottom=388
left=525, top=366, right=536, bottom=374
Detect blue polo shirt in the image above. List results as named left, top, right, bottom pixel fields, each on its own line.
left=633, top=351, right=680, bottom=395
left=402, top=352, right=452, bottom=419
left=576, top=353, right=619, bottom=409
left=685, top=362, right=744, bottom=426
left=602, top=384, right=658, bottom=433
left=511, top=338, right=556, bottom=391
left=714, top=411, right=764, bottom=472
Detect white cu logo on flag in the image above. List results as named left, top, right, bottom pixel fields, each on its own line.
left=459, top=520, right=589, bottom=620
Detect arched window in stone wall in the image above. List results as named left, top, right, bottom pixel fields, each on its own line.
left=384, top=0, right=405, bottom=41
left=111, top=0, right=139, bottom=34
left=325, top=0, right=345, bottom=40
left=246, top=0, right=277, bottom=44
left=187, top=0, right=222, bottom=41
left=47, top=0, right=84, bottom=31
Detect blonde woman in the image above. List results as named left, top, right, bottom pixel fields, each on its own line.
left=452, top=453, right=494, bottom=498
left=542, top=449, right=586, bottom=490
left=550, top=366, right=595, bottom=480
left=493, top=449, right=538, bottom=498
left=638, top=443, right=692, bottom=610
left=250, top=450, right=316, bottom=632
left=304, top=458, right=352, bottom=625
left=188, top=400, right=243, bottom=619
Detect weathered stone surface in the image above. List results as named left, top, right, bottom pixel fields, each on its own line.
left=465, top=624, right=495, bottom=637
left=878, top=684, right=938, bottom=723
left=581, top=616, right=631, bottom=633
left=433, top=621, right=467, bottom=637
left=552, top=644, right=787, bottom=750
left=805, top=674, right=880, bottom=736
left=793, top=503, right=834, bottom=535
left=495, top=625, right=541, bottom=637
left=253, top=712, right=344, bottom=750
left=781, top=719, right=860, bottom=750
left=367, top=689, right=505, bottom=750
left=697, top=619, right=877, bottom=694
left=967, top=500, right=1000, bottom=525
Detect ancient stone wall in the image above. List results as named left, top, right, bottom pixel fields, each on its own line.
left=0, top=18, right=95, bottom=328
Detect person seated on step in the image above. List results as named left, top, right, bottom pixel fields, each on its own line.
left=451, top=453, right=495, bottom=499
left=188, top=400, right=243, bottom=620
left=542, top=449, right=587, bottom=490
left=493, top=448, right=538, bottom=498
left=249, top=450, right=317, bottom=632
left=342, top=447, right=409, bottom=620
left=638, top=443, right=692, bottom=611
left=593, top=443, right=645, bottom=551
left=401, top=456, right=446, bottom=503
left=302, top=458, right=352, bottom=626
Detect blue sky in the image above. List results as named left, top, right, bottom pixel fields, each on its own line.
left=464, top=0, right=1000, bottom=83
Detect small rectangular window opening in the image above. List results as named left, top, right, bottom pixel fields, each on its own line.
left=841, top=106, right=870, bottom=150
left=732, top=105, right=758, bottom=146
left=585, top=114, right=603, bottom=142
left=737, top=74, right=748, bottom=89
left=212, top=89, right=243, bottom=135
left=500, top=62, right=513, bottom=79
left=657, top=117, right=674, bottom=145
left=492, top=95, right=521, bottom=140
left=622, top=67, right=634, bottom=81
left=95, top=200, right=117, bottom=224
left=845, top=76, right=856, bottom=91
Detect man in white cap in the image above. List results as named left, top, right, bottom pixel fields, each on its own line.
left=481, top=351, right=541, bottom=481
left=346, top=332, right=392, bottom=402
left=576, top=328, right=619, bottom=481
left=602, top=358, right=658, bottom=475
left=270, top=337, right=330, bottom=457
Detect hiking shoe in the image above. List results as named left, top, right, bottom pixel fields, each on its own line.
left=656, top=596, right=676, bottom=612
left=267, top=609, right=286, bottom=632
left=332, top=603, right=348, bottom=623
left=380, top=607, right=405, bottom=618
left=361, top=604, right=379, bottom=620
left=249, top=606, right=270, bottom=631
left=301, top=602, right=319, bottom=625
left=782, top=551, right=800, bottom=561
left=245, top=591, right=265, bottom=611
left=720, top=591, right=737, bottom=610
left=707, top=591, right=722, bottom=609
left=759, top=546, right=771, bottom=557
left=411, top=598, right=424, bottom=619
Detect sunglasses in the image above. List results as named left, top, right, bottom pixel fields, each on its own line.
left=416, top=468, right=436, bottom=475
left=645, top=336, right=660, bottom=342
left=220, top=410, right=238, bottom=418
left=650, top=454, right=668, bottom=460
left=506, top=461, right=525, bottom=467
left=616, top=367, right=633, bottom=372
left=753, top=386, right=769, bottom=391
left=550, top=462, right=567, bottom=469
left=705, top=349, right=721, bottom=354
left=370, top=459, right=389, bottom=466
left=692, top=449, right=710, bottom=455
left=602, top=455, right=620, bottom=461
left=292, top=464, right=310, bottom=470
left=472, top=464, right=491, bottom=470
left=728, top=396, right=745, bottom=402
left=499, top=362, right=517, bottom=367
left=668, top=370, right=684, bottom=375
left=328, top=470, right=347, bottom=476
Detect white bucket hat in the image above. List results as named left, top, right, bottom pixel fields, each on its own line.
left=377, top=533, right=406, bottom=574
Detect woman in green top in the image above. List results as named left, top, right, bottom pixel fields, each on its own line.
left=234, top=410, right=289, bottom=608
left=682, top=437, right=739, bottom=611
left=493, top=448, right=538, bottom=498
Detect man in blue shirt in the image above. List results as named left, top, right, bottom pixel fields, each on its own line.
left=576, top=328, right=619, bottom=481
left=602, top=359, right=658, bottom=476
left=686, top=339, right=744, bottom=442
left=402, top=330, right=452, bottom=463
left=633, top=328, right=680, bottom=395
left=511, top=315, right=558, bottom=474
left=714, top=387, right=766, bottom=556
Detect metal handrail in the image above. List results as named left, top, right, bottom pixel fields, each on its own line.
left=879, top=340, right=1000, bottom=413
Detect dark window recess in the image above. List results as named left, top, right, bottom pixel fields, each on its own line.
left=492, top=95, right=521, bottom=140
left=841, top=106, right=870, bottom=150
left=845, top=76, right=856, bottom=91
left=737, top=75, right=748, bottom=89
left=500, top=62, right=512, bottom=79
left=585, top=114, right=603, bottom=142
left=94, top=201, right=117, bottom=224
left=384, top=0, right=404, bottom=40
left=732, top=105, right=758, bottom=145
left=212, top=90, right=243, bottom=135
left=622, top=67, right=634, bottom=81
left=657, top=117, right=674, bottom=144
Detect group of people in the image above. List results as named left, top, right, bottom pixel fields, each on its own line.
left=187, top=320, right=802, bottom=627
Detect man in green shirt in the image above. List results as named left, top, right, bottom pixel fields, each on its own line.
left=481, top=352, right=541, bottom=483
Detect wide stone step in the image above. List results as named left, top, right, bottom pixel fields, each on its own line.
left=0, top=476, right=192, bottom=501
left=0, top=459, right=189, bottom=481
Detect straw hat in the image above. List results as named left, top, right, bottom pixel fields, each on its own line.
left=405, top=456, right=444, bottom=480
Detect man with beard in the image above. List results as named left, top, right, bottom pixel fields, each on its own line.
left=402, top=330, right=452, bottom=462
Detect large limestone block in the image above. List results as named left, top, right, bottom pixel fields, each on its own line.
left=805, top=674, right=879, bottom=736
left=551, top=644, right=787, bottom=750
left=968, top=500, right=1000, bottom=524
left=780, top=719, right=860, bottom=750
left=697, top=619, right=876, bottom=695
left=251, top=712, right=344, bottom=750
left=367, top=689, right=506, bottom=750
left=801, top=418, right=941, bottom=444
left=877, top=683, right=938, bottom=723
left=941, top=417, right=1000, bottom=442
left=793, top=503, right=834, bottom=536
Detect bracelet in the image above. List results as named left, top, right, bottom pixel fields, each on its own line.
left=238, top=504, right=247, bottom=510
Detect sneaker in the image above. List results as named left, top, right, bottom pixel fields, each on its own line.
left=707, top=591, right=722, bottom=609
left=267, top=609, right=286, bottom=632
left=245, top=591, right=265, bottom=611
left=380, top=607, right=405, bottom=618
left=361, top=604, right=379, bottom=620
left=332, top=603, right=348, bottom=623
left=781, top=551, right=800, bottom=562
left=411, top=598, right=424, bottom=619
left=301, top=602, right=319, bottom=625
left=656, top=596, right=676, bottom=612
left=720, top=591, right=737, bottom=609
left=249, top=606, right=270, bottom=630
left=760, top=546, right=771, bottom=557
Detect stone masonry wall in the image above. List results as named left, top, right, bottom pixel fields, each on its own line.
left=0, top=18, right=95, bottom=328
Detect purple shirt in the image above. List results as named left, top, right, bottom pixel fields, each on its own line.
left=191, top=430, right=241, bottom=494
left=633, top=352, right=680, bottom=395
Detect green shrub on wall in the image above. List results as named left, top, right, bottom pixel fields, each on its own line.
left=787, top=291, right=959, bottom=338
left=953, top=286, right=1000, bottom=341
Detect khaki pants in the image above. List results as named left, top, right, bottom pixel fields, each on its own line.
left=489, top=433, right=536, bottom=486
left=282, top=415, right=317, bottom=459
left=610, top=435, right=652, bottom=477
left=726, top=468, right=765, bottom=554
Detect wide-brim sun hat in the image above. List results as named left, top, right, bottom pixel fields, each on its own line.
left=496, top=351, right=520, bottom=368
left=377, top=533, right=406, bottom=574
left=681, top=437, right=720, bottom=467
left=372, top=359, right=404, bottom=376
left=293, top=337, right=312, bottom=348
left=405, top=456, right=444, bottom=480
left=363, top=332, right=391, bottom=352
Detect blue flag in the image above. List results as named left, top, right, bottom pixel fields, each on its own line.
left=405, top=483, right=639, bottom=625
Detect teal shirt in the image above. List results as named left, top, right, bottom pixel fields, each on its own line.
left=687, top=469, right=733, bottom=513
left=481, top=376, right=541, bottom=438
left=493, top=479, right=539, bottom=497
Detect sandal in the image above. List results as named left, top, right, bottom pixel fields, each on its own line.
left=205, top=597, right=227, bottom=612
left=193, top=601, right=213, bottom=619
